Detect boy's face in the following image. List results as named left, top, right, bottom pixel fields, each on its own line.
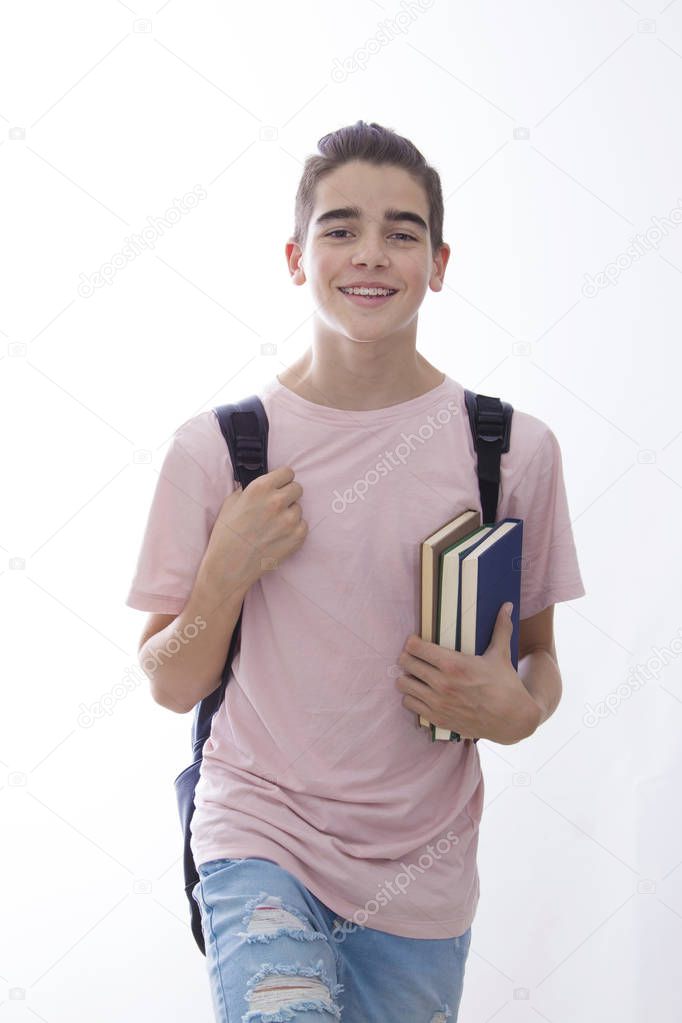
left=286, top=159, right=450, bottom=345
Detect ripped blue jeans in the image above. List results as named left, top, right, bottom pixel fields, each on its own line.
left=192, top=856, right=472, bottom=1023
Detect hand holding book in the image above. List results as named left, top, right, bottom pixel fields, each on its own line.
left=410, top=510, right=530, bottom=742
left=395, top=600, right=542, bottom=745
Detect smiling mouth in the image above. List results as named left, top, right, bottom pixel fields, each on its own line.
left=337, top=288, right=399, bottom=306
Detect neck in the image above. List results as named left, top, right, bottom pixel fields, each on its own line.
left=277, top=337, right=445, bottom=412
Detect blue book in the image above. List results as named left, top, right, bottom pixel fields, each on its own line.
left=430, top=518, right=523, bottom=741
left=436, top=526, right=493, bottom=649
left=454, top=518, right=524, bottom=669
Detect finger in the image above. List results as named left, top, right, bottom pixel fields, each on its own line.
left=487, top=602, right=514, bottom=655
left=398, top=652, right=438, bottom=686
left=401, top=692, right=433, bottom=719
left=405, top=634, right=466, bottom=671
left=397, top=673, right=432, bottom=700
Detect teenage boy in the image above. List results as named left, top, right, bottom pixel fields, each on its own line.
left=126, top=120, right=586, bottom=1023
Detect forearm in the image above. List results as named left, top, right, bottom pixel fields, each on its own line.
left=517, top=648, right=563, bottom=729
left=140, top=557, right=253, bottom=714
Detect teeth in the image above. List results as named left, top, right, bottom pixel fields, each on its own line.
left=340, top=287, right=395, bottom=296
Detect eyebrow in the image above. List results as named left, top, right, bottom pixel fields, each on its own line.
left=314, top=205, right=428, bottom=234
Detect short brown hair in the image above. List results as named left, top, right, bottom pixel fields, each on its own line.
left=291, top=120, right=445, bottom=254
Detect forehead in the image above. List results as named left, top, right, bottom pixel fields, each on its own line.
left=312, top=160, right=428, bottom=219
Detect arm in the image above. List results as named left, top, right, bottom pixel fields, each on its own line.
left=139, top=555, right=252, bottom=714
left=396, top=602, right=563, bottom=744
left=134, top=464, right=307, bottom=714
left=517, top=604, right=562, bottom=730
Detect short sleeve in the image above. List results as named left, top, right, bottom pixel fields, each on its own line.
left=501, top=426, right=586, bottom=620
left=125, top=413, right=234, bottom=614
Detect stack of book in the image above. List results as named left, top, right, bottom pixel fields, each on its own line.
left=417, top=511, right=524, bottom=741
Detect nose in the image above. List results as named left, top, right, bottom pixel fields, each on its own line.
left=351, top=243, right=390, bottom=269
left=349, top=226, right=392, bottom=268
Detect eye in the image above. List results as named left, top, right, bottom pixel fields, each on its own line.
left=324, top=230, right=417, bottom=241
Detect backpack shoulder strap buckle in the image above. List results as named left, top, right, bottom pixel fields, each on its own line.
left=213, top=400, right=269, bottom=490
left=464, top=388, right=514, bottom=525
left=464, top=390, right=512, bottom=454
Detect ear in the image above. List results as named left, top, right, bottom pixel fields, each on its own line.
left=429, top=242, right=451, bottom=291
left=285, top=239, right=305, bottom=283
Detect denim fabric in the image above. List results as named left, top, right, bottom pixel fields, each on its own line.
left=193, top=856, right=471, bottom=1023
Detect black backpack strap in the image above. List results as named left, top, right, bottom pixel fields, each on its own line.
left=214, top=396, right=270, bottom=491
left=176, top=394, right=269, bottom=957
left=190, top=393, right=269, bottom=758
left=464, top=389, right=513, bottom=525
left=438, top=389, right=513, bottom=746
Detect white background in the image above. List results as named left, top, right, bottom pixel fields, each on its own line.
left=1, top=1, right=680, bottom=1021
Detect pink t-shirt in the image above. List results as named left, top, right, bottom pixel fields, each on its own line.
left=125, top=372, right=586, bottom=939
